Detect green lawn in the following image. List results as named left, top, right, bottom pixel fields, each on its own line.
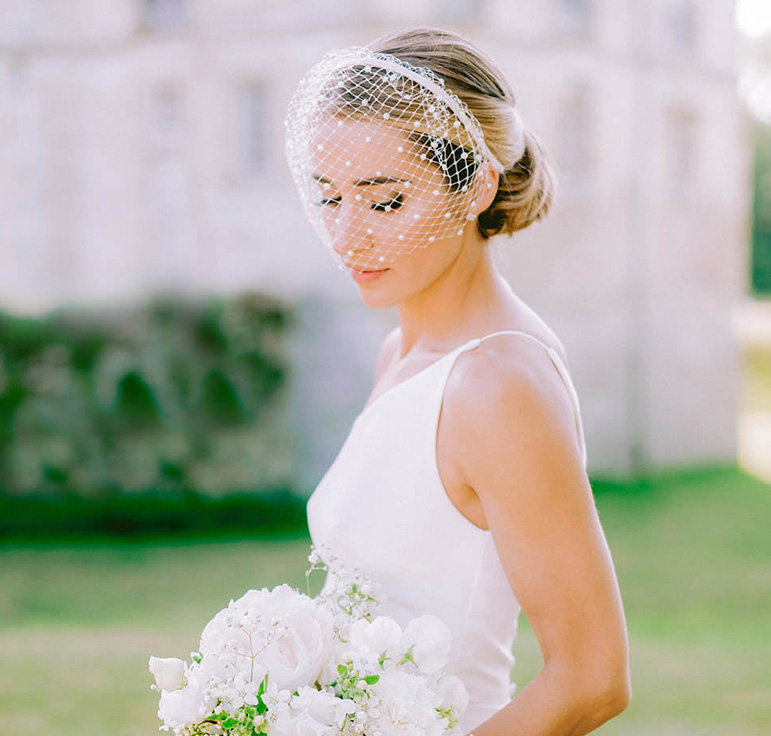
left=743, top=346, right=771, bottom=413
left=1, top=468, right=770, bottom=736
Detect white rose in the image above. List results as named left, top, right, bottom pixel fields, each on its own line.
left=199, top=585, right=334, bottom=692
left=148, top=656, right=187, bottom=692
left=402, top=615, right=452, bottom=674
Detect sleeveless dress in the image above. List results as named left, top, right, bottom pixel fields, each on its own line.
left=307, top=330, right=587, bottom=734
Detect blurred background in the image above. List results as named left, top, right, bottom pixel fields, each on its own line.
left=0, top=1, right=769, bottom=734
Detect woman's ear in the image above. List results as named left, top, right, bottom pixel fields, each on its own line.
left=477, top=162, right=500, bottom=211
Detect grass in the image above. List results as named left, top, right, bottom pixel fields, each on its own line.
left=743, top=346, right=771, bottom=413
left=514, top=467, right=771, bottom=735
left=1, top=468, right=770, bottom=736
left=0, top=534, right=314, bottom=736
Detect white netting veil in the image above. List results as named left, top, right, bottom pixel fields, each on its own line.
left=284, top=47, right=505, bottom=274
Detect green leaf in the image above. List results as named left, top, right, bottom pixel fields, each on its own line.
left=257, top=673, right=269, bottom=696
left=364, top=675, right=379, bottom=685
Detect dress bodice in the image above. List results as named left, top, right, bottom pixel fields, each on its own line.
left=307, top=330, right=587, bottom=733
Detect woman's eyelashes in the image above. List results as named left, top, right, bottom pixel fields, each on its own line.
left=315, top=192, right=405, bottom=212
left=371, top=193, right=404, bottom=212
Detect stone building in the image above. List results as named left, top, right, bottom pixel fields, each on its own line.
left=0, top=0, right=750, bottom=485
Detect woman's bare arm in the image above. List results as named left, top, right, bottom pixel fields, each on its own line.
left=442, top=338, right=631, bottom=736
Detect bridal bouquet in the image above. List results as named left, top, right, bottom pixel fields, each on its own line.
left=149, top=548, right=468, bottom=736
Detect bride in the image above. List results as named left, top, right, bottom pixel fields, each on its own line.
left=285, top=27, right=631, bottom=736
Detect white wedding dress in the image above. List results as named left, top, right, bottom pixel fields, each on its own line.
left=307, top=330, right=587, bottom=733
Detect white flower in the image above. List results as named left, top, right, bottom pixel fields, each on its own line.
left=150, top=560, right=468, bottom=736
left=402, top=615, right=452, bottom=674
left=316, top=565, right=381, bottom=636
left=270, top=686, right=355, bottom=736
left=317, top=638, right=347, bottom=687
left=292, top=686, right=340, bottom=722
left=276, top=685, right=357, bottom=736
left=149, top=656, right=187, bottom=692
left=348, top=616, right=403, bottom=664
left=199, top=585, right=334, bottom=692
left=435, top=674, right=469, bottom=715
left=157, top=664, right=213, bottom=730
left=369, top=670, right=445, bottom=736
left=157, top=687, right=203, bottom=730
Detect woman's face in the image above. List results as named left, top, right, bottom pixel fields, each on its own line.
left=309, top=118, right=477, bottom=307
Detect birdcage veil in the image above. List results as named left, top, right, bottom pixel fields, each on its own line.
left=285, top=46, right=508, bottom=273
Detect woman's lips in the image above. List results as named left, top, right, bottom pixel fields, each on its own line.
left=349, top=268, right=389, bottom=285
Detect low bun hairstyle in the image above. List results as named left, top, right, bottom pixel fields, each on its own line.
left=369, top=27, right=556, bottom=238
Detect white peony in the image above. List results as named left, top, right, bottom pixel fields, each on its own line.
left=199, top=585, right=334, bottom=693
left=402, top=615, right=452, bottom=674
left=149, top=656, right=187, bottom=692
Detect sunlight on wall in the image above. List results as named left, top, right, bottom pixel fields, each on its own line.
left=736, top=0, right=771, bottom=38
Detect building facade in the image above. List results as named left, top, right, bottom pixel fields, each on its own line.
left=0, top=0, right=750, bottom=483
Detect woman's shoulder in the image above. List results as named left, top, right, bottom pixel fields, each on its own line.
left=440, top=330, right=584, bottom=494
left=444, top=323, right=577, bottom=448
left=453, top=330, right=568, bottom=409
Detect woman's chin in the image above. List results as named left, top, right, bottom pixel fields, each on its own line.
left=355, top=286, right=399, bottom=309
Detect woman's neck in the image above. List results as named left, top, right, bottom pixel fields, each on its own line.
left=396, top=239, right=512, bottom=356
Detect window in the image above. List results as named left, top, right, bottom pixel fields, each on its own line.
left=559, top=83, right=592, bottom=190
left=667, top=107, right=699, bottom=201
left=242, top=83, right=269, bottom=177
left=148, top=86, right=183, bottom=151
left=145, top=84, right=194, bottom=280
left=143, top=0, right=187, bottom=32
left=556, top=0, right=592, bottom=38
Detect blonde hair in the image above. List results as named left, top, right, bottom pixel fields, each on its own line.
left=369, top=27, right=556, bottom=237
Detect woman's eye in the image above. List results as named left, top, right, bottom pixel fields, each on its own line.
left=314, top=197, right=341, bottom=207
left=371, top=194, right=404, bottom=212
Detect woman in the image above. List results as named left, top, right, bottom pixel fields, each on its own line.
left=285, top=27, right=631, bottom=736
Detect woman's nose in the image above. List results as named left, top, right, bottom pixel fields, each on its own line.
left=330, top=204, right=372, bottom=256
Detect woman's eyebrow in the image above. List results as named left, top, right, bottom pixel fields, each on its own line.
left=311, top=174, right=410, bottom=187
left=353, top=176, right=409, bottom=186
